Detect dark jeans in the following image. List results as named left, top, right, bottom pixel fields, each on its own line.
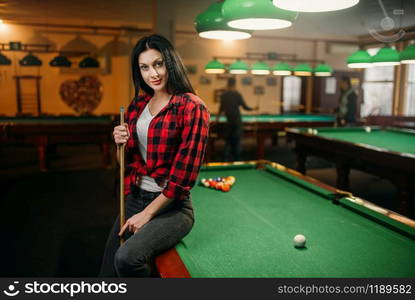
left=98, top=186, right=194, bottom=277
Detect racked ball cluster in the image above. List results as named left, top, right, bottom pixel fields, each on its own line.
left=200, top=176, right=236, bottom=192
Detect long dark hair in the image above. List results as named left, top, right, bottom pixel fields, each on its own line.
left=131, top=34, right=194, bottom=98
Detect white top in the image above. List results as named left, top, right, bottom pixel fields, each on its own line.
left=136, top=104, right=163, bottom=192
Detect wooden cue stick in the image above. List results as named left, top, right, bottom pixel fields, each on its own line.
left=119, top=106, right=125, bottom=245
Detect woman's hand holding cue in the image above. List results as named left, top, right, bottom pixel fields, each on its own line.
left=113, top=124, right=129, bottom=163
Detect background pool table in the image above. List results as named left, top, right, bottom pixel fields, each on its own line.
left=0, top=116, right=114, bottom=171
left=208, top=114, right=335, bottom=160
left=156, top=161, right=415, bottom=278
left=286, top=127, right=415, bottom=216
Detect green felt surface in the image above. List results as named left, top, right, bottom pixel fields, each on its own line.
left=176, top=165, right=415, bottom=278
left=303, top=127, right=415, bottom=155
left=212, top=114, right=335, bottom=123
left=0, top=116, right=112, bottom=124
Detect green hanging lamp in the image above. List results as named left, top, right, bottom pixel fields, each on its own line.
left=272, top=62, right=292, bottom=76
left=251, top=61, right=270, bottom=75
left=400, top=44, right=415, bottom=64
left=273, top=0, right=359, bottom=12
left=205, top=59, right=226, bottom=74
left=0, top=52, right=11, bottom=65
left=314, top=63, right=333, bottom=76
left=347, top=49, right=372, bottom=68
left=79, top=56, right=100, bottom=68
left=19, top=53, right=42, bottom=66
left=229, top=60, right=249, bottom=74
left=372, top=46, right=400, bottom=66
left=223, top=0, right=298, bottom=30
left=294, top=63, right=312, bottom=76
left=49, top=54, right=72, bottom=67
left=195, top=1, right=252, bottom=40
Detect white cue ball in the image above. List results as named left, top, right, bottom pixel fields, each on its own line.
left=365, top=126, right=371, bottom=133
left=307, top=128, right=313, bottom=134
left=294, top=234, right=306, bottom=248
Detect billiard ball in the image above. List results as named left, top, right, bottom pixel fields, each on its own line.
left=365, top=126, right=371, bottom=133
left=222, top=183, right=231, bottom=192
left=201, top=179, right=210, bottom=187
left=293, top=234, right=306, bottom=248
left=216, top=182, right=223, bottom=190
left=307, top=128, right=313, bottom=134
left=227, top=176, right=236, bottom=185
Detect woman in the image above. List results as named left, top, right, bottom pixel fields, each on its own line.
left=99, top=34, right=210, bottom=277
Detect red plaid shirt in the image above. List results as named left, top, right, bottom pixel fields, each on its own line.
left=124, top=92, right=210, bottom=200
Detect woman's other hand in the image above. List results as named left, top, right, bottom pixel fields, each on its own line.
left=119, top=211, right=152, bottom=235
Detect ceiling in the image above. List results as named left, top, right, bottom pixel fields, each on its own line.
left=0, top=0, right=414, bottom=39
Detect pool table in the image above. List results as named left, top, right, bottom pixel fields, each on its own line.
left=155, top=161, right=415, bottom=278
left=208, top=114, right=335, bottom=160
left=286, top=127, right=415, bottom=215
left=0, top=116, right=114, bottom=171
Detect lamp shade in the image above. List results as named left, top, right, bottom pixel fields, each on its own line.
left=0, top=52, right=11, bottom=65
left=347, top=49, right=372, bottom=68
left=273, top=0, right=359, bottom=12
left=49, top=55, right=72, bottom=67
left=400, top=44, right=415, bottom=64
left=205, top=59, right=225, bottom=74
left=19, top=53, right=42, bottom=66
left=314, top=63, right=333, bottom=76
left=229, top=60, right=249, bottom=74
left=195, top=1, right=252, bottom=40
left=372, top=46, right=400, bottom=66
left=294, top=63, right=312, bottom=76
left=251, top=61, right=270, bottom=75
left=272, top=62, right=292, bottom=75
left=223, top=0, right=298, bottom=30
left=79, top=56, right=100, bottom=68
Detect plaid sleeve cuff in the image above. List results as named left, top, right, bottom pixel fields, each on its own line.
left=162, top=181, right=190, bottom=201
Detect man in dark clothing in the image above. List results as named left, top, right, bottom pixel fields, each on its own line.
left=337, top=76, right=358, bottom=126
left=216, top=77, right=257, bottom=161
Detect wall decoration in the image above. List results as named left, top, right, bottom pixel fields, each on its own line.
left=325, top=77, right=336, bottom=94
left=216, top=73, right=232, bottom=80
left=266, top=77, right=277, bottom=86
left=254, top=86, right=265, bottom=95
left=241, top=77, right=252, bottom=86
left=60, top=75, right=102, bottom=115
left=199, top=76, right=211, bottom=85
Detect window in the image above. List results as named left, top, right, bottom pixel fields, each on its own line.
left=405, top=64, right=415, bottom=116
left=282, top=76, right=301, bottom=112
left=361, top=48, right=395, bottom=116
